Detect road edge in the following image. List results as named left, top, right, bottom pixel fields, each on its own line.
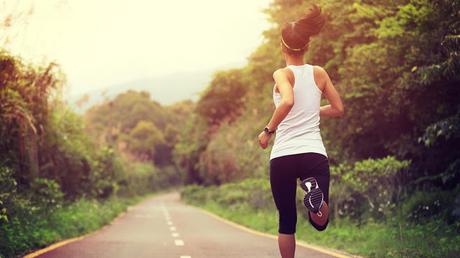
left=22, top=210, right=128, bottom=258
left=21, top=191, right=168, bottom=258
left=189, top=205, right=361, bottom=258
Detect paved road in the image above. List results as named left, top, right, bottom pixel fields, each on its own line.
left=35, top=192, right=341, bottom=258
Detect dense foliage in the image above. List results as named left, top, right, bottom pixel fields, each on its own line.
left=85, top=90, right=192, bottom=167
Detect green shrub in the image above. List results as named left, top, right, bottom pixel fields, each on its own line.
left=90, top=147, right=124, bottom=199
left=402, top=188, right=460, bottom=225
left=0, top=166, right=17, bottom=223
left=0, top=197, right=134, bottom=258
left=27, top=178, right=64, bottom=212
left=182, top=178, right=274, bottom=212
left=181, top=184, right=217, bottom=205
left=118, top=162, right=183, bottom=197
left=338, top=156, right=410, bottom=220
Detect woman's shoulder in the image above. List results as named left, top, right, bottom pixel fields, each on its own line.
left=273, top=67, right=290, bottom=77
left=312, top=65, right=328, bottom=78
left=312, top=65, right=329, bottom=90
left=273, top=67, right=295, bottom=84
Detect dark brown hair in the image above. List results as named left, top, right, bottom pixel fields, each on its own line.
left=281, top=4, right=326, bottom=56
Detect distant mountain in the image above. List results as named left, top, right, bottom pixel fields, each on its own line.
left=67, top=69, right=215, bottom=113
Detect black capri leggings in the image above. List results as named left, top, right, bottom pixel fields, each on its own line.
left=270, top=152, right=330, bottom=234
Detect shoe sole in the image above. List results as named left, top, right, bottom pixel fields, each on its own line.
left=300, top=177, right=324, bottom=213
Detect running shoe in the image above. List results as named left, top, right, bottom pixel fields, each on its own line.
left=300, top=177, right=324, bottom=213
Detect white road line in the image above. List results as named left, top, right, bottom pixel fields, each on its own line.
left=172, top=232, right=179, bottom=238
left=170, top=226, right=176, bottom=231
left=175, top=239, right=184, bottom=246
left=167, top=221, right=173, bottom=225
left=180, top=256, right=191, bottom=258
left=163, top=210, right=170, bottom=219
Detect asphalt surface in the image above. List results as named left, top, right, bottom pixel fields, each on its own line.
left=35, top=192, right=338, bottom=258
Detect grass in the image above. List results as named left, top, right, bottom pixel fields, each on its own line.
left=182, top=183, right=460, bottom=258
left=0, top=194, right=152, bottom=258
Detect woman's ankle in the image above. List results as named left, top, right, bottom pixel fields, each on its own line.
left=309, top=202, right=329, bottom=230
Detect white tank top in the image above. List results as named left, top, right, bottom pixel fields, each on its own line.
left=270, top=64, right=327, bottom=160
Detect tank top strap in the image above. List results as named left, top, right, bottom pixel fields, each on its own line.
left=307, top=64, right=323, bottom=95
left=286, top=65, right=304, bottom=91
left=285, top=64, right=319, bottom=95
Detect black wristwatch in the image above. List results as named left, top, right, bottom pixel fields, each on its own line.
left=264, top=126, right=275, bottom=135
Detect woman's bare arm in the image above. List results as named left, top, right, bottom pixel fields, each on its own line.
left=265, top=68, right=295, bottom=131
left=314, top=66, right=344, bottom=117
left=258, top=68, right=294, bottom=149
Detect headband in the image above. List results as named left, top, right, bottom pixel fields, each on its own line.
left=281, top=22, right=308, bottom=52
left=281, top=36, right=307, bottom=52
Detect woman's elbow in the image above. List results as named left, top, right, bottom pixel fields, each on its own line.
left=282, top=99, right=294, bottom=108
left=336, top=105, right=345, bottom=117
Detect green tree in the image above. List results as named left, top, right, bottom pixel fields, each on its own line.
left=196, top=69, right=248, bottom=127
left=128, top=121, right=165, bottom=161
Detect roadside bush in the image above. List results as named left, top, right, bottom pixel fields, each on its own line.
left=181, top=184, right=217, bottom=205
left=0, top=197, right=133, bottom=258
left=182, top=178, right=274, bottom=212
left=336, top=156, right=410, bottom=221
left=0, top=166, right=17, bottom=223
left=27, top=178, right=64, bottom=212
left=118, top=162, right=183, bottom=197
left=402, top=187, right=460, bottom=225
left=90, top=147, right=125, bottom=199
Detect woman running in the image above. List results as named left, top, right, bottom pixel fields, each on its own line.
left=258, top=4, right=344, bottom=258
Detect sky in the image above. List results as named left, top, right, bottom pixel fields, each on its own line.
left=1, top=0, right=272, bottom=99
